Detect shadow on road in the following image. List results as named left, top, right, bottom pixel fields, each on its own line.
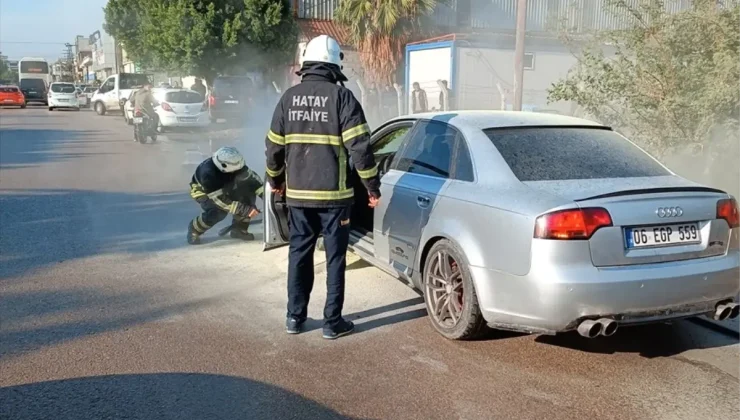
left=535, top=320, right=740, bottom=358
left=0, top=189, right=247, bottom=280
left=0, top=288, right=230, bottom=358
left=0, top=373, right=367, bottom=420
left=0, top=128, right=111, bottom=170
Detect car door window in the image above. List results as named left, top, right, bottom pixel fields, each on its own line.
left=373, top=126, right=412, bottom=155
left=100, top=78, right=114, bottom=93
left=395, top=120, right=456, bottom=179
left=453, top=136, right=475, bottom=182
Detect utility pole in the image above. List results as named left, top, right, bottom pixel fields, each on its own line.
left=513, top=0, right=527, bottom=111
left=63, top=43, right=74, bottom=82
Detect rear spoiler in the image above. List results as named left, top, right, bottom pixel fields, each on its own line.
left=576, top=186, right=727, bottom=201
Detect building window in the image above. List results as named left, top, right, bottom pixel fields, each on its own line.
left=524, top=53, right=535, bottom=70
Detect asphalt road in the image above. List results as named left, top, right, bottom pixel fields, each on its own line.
left=1, top=105, right=738, bottom=420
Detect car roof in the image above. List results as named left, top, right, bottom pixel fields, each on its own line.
left=51, top=82, right=74, bottom=85
left=388, top=110, right=605, bottom=130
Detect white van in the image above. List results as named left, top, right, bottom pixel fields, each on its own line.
left=91, top=73, right=151, bottom=115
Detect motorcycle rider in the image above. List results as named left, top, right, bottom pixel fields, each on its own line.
left=265, top=34, right=381, bottom=339
left=132, top=81, right=158, bottom=136
left=188, top=146, right=263, bottom=245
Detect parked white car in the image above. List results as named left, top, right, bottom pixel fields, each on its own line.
left=48, top=83, right=79, bottom=111
left=154, top=89, right=208, bottom=130
left=124, top=88, right=208, bottom=130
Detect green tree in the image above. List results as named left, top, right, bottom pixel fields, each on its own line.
left=548, top=0, right=740, bottom=157
left=0, top=55, right=18, bottom=83
left=104, top=0, right=297, bottom=83
left=335, top=0, right=437, bottom=85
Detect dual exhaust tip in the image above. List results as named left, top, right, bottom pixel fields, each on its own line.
left=577, top=318, right=618, bottom=338
left=713, top=302, right=740, bottom=321
left=578, top=301, right=739, bottom=338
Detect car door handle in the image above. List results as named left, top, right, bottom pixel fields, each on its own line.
left=417, top=195, right=430, bottom=208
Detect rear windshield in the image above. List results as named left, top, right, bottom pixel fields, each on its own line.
left=19, top=79, right=46, bottom=90
left=120, top=73, right=151, bottom=90
left=485, top=127, right=670, bottom=181
left=0, top=87, right=19, bottom=93
left=84, top=87, right=96, bottom=93
left=51, top=84, right=76, bottom=93
left=213, top=77, right=252, bottom=95
left=165, top=91, right=204, bottom=103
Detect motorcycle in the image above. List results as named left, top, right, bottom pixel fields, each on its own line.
left=132, top=110, right=158, bottom=144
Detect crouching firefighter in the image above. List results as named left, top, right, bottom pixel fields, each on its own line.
left=188, top=146, right=263, bottom=245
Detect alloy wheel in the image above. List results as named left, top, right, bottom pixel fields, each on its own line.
left=425, top=251, right=464, bottom=327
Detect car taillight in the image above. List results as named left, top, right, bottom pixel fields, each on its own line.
left=208, top=94, right=215, bottom=106
left=717, top=198, right=739, bottom=228
left=534, top=208, right=613, bottom=240
left=134, top=110, right=143, bottom=117
left=161, top=102, right=173, bottom=112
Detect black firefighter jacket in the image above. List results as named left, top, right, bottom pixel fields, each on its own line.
left=189, top=158, right=264, bottom=213
left=265, top=65, right=380, bottom=208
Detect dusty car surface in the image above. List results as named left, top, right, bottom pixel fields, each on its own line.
left=263, top=110, right=740, bottom=340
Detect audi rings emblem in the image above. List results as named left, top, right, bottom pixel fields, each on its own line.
left=656, top=207, right=683, bottom=218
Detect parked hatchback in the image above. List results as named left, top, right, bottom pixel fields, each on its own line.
left=48, top=82, right=80, bottom=111
left=0, top=85, right=26, bottom=108
left=207, top=76, right=253, bottom=123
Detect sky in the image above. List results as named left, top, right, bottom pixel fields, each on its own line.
left=0, top=0, right=108, bottom=61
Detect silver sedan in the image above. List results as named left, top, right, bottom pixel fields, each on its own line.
left=263, top=111, right=740, bottom=340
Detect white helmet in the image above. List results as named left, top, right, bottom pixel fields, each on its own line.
left=212, top=147, right=245, bottom=173
left=301, top=35, right=344, bottom=69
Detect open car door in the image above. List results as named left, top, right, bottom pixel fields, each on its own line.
left=262, top=181, right=290, bottom=251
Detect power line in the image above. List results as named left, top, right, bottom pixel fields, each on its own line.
left=0, top=41, right=68, bottom=45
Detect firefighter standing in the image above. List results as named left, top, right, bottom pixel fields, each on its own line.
left=265, top=34, right=380, bottom=340
left=188, top=146, right=263, bottom=244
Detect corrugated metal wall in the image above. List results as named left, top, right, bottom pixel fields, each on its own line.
left=293, top=0, right=697, bottom=30
left=295, top=0, right=338, bottom=20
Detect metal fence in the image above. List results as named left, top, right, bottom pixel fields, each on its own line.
left=293, top=0, right=338, bottom=20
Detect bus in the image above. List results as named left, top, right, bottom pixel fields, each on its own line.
left=18, top=57, right=51, bottom=105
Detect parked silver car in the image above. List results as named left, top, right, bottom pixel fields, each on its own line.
left=263, top=111, right=740, bottom=340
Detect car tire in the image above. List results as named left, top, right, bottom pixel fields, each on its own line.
left=21, top=104, right=26, bottom=109
left=95, top=102, right=106, bottom=116
left=422, top=239, right=486, bottom=340
left=48, top=107, right=53, bottom=111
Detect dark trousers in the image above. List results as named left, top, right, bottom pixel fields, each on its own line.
left=287, top=206, right=351, bottom=328
left=190, top=197, right=228, bottom=234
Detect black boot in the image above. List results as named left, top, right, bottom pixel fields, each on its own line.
left=230, top=229, right=254, bottom=241
left=187, top=223, right=201, bottom=245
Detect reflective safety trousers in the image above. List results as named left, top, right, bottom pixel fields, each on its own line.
left=265, top=72, right=380, bottom=208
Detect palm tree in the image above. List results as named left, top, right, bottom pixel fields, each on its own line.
left=335, top=0, right=437, bottom=85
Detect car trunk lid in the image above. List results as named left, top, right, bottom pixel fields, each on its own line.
left=525, top=176, right=732, bottom=267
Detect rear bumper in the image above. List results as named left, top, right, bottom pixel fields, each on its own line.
left=0, top=100, right=24, bottom=106
left=49, top=98, right=79, bottom=108
left=473, top=248, right=740, bottom=334
left=209, top=108, right=245, bottom=120
left=160, top=113, right=210, bottom=127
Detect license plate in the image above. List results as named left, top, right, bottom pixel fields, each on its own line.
left=133, top=117, right=143, bottom=123
left=224, top=100, right=239, bottom=104
left=178, top=117, right=196, bottom=122
left=3, top=99, right=12, bottom=102
left=58, top=99, right=68, bottom=102
left=625, top=223, right=701, bottom=249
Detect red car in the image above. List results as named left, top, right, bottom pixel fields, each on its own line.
left=0, top=85, right=26, bottom=108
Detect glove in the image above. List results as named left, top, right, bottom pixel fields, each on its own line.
left=230, top=202, right=259, bottom=219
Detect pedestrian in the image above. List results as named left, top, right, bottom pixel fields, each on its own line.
left=265, top=34, right=381, bottom=340
left=187, top=147, right=262, bottom=245
left=411, top=82, right=428, bottom=113
left=438, top=80, right=454, bottom=111
left=190, top=78, right=207, bottom=98
left=382, top=84, right=395, bottom=120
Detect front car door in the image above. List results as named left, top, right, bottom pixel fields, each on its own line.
left=99, top=76, right=117, bottom=108
left=378, top=120, right=457, bottom=277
